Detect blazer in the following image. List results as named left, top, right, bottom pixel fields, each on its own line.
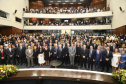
left=102, top=50, right=113, bottom=62
left=88, top=49, right=96, bottom=60
left=76, top=46, right=81, bottom=55
left=6, top=48, right=14, bottom=57
left=81, top=48, right=89, bottom=59
left=57, top=48, right=63, bottom=58
left=0, top=49, right=6, bottom=58
left=17, top=47, right=25, bottom=58
left=69, top=47, right=76, bottom=56
left=94, top=50, right=102, bottom=61
left=33, top=49, right=39, bottom=58
left=62, top=46, right=69, bottom=57
left=25, top=49, right=33, bottom=58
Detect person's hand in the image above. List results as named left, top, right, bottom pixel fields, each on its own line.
left=87, top=58, right=88, bottom=60
left=93, top=59, right=95, bottom=61
left=29, top=56, right=31, bottom=58
left=83, top=56, right=85, bottom=58
left=50, top=53, right=52, bottom=55
left=116, top=62, right=119, bottom=65
left=57, top=56, right=58, bottom=58
left=100, top=59, right=102, bottom=61
left=106, top=58, right=109, bottom=61
left=54, top=52, right=56, bottom=54
left=66, top=54, right=67, bottom=56
left=78, top=55, right=80, bottom=56
left=10, top=55, right=12, bottom=57
left=1, top=57, right=4, bottom=59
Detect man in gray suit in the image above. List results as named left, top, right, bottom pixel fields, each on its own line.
left=25, top=46, right=34, bottom=68
left=69, top=43, right=76, bottom=66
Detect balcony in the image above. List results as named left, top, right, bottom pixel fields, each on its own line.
left=23, top=25, right=112, bottom=30
left=23, top=11, right=113, bottom=19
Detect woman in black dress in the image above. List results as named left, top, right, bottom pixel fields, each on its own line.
left=43, top=44, right=50, bottom=66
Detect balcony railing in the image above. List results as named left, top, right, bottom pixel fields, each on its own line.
left=23, top=11, right=113, bottom=19
left=23, top=25, right=112, bottom=30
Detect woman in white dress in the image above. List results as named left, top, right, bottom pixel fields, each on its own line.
left=111, top=48, right=121, bottom=72
left=38, top=46, right=45, bottom=66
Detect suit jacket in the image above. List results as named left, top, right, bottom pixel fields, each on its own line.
left=17, top=47, right=25, bottom=58
left=94, top=50, right=102, bottom=61
left=81, top=48, right=89, bottom=59
left=57, top=48, right=63, bottom=58
left=86, top=44, right=90, bottom=49
left=88, top=49, right=96, bottom=60
left=102, top=50, right=113, bottom=62
left=25, top=49, right=33, bottom=58
left=110, top=46, right=116, bottom=52
left=6, top=48, right=14, bottom=58
left=76, top=46, right=81, bottom=55
left=0, top=49, right=6, bottom=59
left=33, top=49, right=39, bottom=58
left=93, top=44, right=98, bottom=50
left=69, top=47, right=76, bottom=57
left=62, top=46, right=69, bottom=57
left=52, top=47, right=58, bottom=57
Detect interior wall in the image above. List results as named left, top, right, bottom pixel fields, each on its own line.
left=29, top=1, right=44, bottom=10
left=114, top=25, right=126, bottom=35
left=110, top=0, right=126, bottom=29
left=0, top=26, right=22, bottom=36
left=0, top=0, right=29, bottom=29
left=90, top=0, right=106, bottom=9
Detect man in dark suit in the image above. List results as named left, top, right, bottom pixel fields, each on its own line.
left=81, top=45, right=89, bottom=69
left=93, top=40, right=97, bottom=50
left=52, top=43, right=58, bottom=60
left=57, top=44, right=63, bottom=63
left=102, top=47, right=113, bottom=72
left=88, top=45, right=96, bottom=70
left=75, top=43, right=81, bottom=66
left=33, top=46, right=39, bottom=66
left=94, top=46, right=102, bottom=71
left=6, top=45, right=14, bottom=64
left=0, top=45, right=6, bottom=64
left=63, top=43, right=69, bottom=65
left=86, top=41, right=90, bottom=49
left=49, top=43, right=53, bottom=62
left=17, top=44, right=26, bottom=65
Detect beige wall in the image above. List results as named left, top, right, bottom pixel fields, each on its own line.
left=0, top=0, right=29, bottom=29
left=110, top=0, right=126, bottom=29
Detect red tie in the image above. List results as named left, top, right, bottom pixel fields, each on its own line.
left=1, top=50, right=3, bottom=57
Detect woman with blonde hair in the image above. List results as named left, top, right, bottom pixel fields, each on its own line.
left=111, top=48, right=121, bottom=72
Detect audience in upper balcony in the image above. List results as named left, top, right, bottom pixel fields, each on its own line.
left=26, top=6, right=108, bottom=14
left=25, top=19, right=107, bottom=26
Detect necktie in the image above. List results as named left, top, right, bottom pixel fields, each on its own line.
left=1, top=50, right=3, bottom=57
left=89, top=50, right=92, bottom=58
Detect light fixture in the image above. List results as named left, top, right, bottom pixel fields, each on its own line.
left=50, top=1, right=53, bottom=2
left=70, top=3, right=73, bottom=4
left=65, top=1, right=69, bottom=2
left=62, top=3, right=66, bottom=4
left=80, top=0, right=84, bottom=1
left=78, top=3, right=82, bottom=4
left=57, top=1, right=61, bottom=2
left=72, top=0, right=76, bottom=2
left=49, top=4, right=52, bottom=5
left=55, top=3, right=59, bottom=5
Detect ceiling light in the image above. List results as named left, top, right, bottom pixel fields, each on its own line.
left=55, top=3, right=59, bottom=5
left=70, top=3, right=73, bottom=4
left=72, top=0, right=76, bottom=2
left=78, top=3, right=82, bottom=4
left=50, top=1, right=53, bottom=2
left=49, top=4, right=52, bottom=5
left=80, top=0, right=84, bottom=1
left=65, top=1, right=69, bottom=2
left=57, top=1, right=61, bottom=2
left=62, top=3, right=66, bottom=4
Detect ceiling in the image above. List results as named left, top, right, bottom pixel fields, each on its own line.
left=29, top=0, right=92, bottom=4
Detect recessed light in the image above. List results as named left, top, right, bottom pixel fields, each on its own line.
left=62, top=3, right=66, bottom=4
left=70, top=3, right=73, bottom=4
left=50, top=1, right=53, bottom=2
left=55, top=3, right=59, bottom=5
left=57, top=1, right=61, bottom=2
left=49, top=4, right=52, bottom=5
left=78, top=3, right=82, bottom=4
left=80, top=0, right=84, bottom=1
left=65, top=1, right=69, bottom=2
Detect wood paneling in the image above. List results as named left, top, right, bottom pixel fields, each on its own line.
left=29, top=1, right=44, bottom=10
left=44, top=3, right=89, bottom=9
left=0, top=26, right=21, bottom=36
left=91, top=0, right=106, bottom=9
left=114, top=25, right=126, bottom=35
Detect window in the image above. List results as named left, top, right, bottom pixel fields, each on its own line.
left=15, top=17, right=22, bottom=23
left=0, top=10, right=9, bottom=19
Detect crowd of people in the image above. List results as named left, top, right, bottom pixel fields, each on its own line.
left=26, top=6, right=109, bottom=14
left=0, top=33, right=126, bottom=73
left=26, top=19, right=106, bottom=26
